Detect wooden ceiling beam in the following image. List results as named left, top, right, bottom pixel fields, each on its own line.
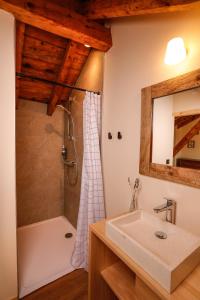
left=173, top=119, right=200, bottom=156
left=47, top=41, right=79, bottom=116
left=0, top=0, right=112, bottom=51
left=57, top=44, right=90, bottom=103
left=16, top=21, right=25, bottom=109
left=85, top=0, right=200, bottom=19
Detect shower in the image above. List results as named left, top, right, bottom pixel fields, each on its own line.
left=57, top=104, right=78, bottom=186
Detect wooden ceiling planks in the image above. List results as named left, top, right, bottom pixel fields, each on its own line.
left=21, top=24, right=67, bottom=86
left=21, top=57, right=59, bottom=81
left=47, top=41, right=76, bottom=116
left=47, top=41, right=90, bottom=115
left=23, top=36, right=66, bottom=65
left=12, top=0, right=111, bottom=115
left=57, top=44, right=90, bottom=103
left=19, top=79, right=53, bottom=103
left=25, top=26, right=68, bottom=49
left=18, top=24, right=65, bottom=104
left=13, top=0, right=200, bottom=115
left=84, top=0, right=200, bottom=19
left=17, top=23, right=91, bottom=110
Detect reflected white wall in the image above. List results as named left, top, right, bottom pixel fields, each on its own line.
left=152, top=96, right=174, bottom=165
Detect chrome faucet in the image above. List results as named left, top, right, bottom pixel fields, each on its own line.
left=153, top=198, right=176, bottom=224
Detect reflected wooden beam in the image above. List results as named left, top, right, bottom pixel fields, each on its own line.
left=16, top=21, right=25, bottom=109
left=173, top=119, right=200, bottom=156
left=175, top=114, right=200, bottom=128
left=85, top=0, right=200, bottom=19
left=0, top=0, right=112, bottom=51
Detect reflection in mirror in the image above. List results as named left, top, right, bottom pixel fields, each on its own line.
left=152, top=88, right=200, bottom=169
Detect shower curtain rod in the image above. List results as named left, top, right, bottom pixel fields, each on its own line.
left=16, top=72, right=101, bottom=95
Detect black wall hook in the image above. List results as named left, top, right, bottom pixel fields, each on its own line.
left=117, top=132, right=122, bottom=139
left=108, top=132, right=112, bottom=139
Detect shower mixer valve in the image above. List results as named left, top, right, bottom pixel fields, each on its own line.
left=61, top=145, right=67, bottom=160
left=57, top=105, right=78, bottom=186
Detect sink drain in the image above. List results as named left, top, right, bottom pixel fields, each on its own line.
left=155, top=231, right=167, bottom=239
left=65, top=232, right=73, bottom=238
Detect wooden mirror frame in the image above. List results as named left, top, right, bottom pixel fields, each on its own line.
left=139, top=68, right=200, bottom=188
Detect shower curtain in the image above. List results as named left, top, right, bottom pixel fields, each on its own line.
left=71, top=91, right=105, bottom=269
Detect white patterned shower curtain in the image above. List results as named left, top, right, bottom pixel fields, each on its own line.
left=71, top=91, right=105, bottom=269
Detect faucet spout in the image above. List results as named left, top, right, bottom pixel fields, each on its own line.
left=153, top=198, right=176, bottom=224
left=153, top=203, right=168, bottom=213
left=154, top=199, right=173, bottom=213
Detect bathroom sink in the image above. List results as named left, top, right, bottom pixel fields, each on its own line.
left=106, top=210, right=200, bottom=293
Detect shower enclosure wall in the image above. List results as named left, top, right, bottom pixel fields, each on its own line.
left=16, top=50, right=104, bottom=297
left=16, top=101, right=76, bottom=297
left=16, top=101, right=64, bottom=226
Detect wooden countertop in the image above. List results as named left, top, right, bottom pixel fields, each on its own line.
left=90, top=220, right=200, bottom=300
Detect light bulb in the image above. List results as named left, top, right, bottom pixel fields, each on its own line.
left=164, top=37, right=187, bottom=65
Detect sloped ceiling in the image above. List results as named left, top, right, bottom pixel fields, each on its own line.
left=16, top=22, right=91, bottom=115
left=1, top=0, right=199, bottom=115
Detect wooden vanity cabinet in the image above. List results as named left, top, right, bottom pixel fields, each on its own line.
left=89, top=220, right=200, bottom=300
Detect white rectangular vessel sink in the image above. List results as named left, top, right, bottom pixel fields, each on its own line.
left=106, top=210, right=200, bottom=293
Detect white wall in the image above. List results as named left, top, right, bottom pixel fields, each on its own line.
left=102, top=8, right=200, bottom=236
left=152, top=96, right=174, bottom=165
left=0, top=10, right=18, bottom=300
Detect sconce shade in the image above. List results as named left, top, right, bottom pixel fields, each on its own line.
left=164, top=37, right=187, bottom=65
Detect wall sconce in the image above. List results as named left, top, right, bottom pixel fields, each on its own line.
left=164, top=37, right=187, bottom=65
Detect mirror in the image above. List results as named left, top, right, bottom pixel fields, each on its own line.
left=139, top=68, right=200, bottom=188
left=152, top=88, right=200, bottom=170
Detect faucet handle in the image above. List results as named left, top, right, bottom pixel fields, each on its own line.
left=163, top=197, right=176, bottom=207
left=164, top=198, right=177, bottom=224
left=154, top=198, right=176, bottom=224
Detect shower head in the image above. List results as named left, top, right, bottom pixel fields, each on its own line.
left=56, top=105, right=71, bottom=115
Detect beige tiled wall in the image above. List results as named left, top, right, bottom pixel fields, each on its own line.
left=64, top=50, right=104, bottom=227
left=16, top=50, right=104, bottom=228
left=16, top=100, right=64, bottom=227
